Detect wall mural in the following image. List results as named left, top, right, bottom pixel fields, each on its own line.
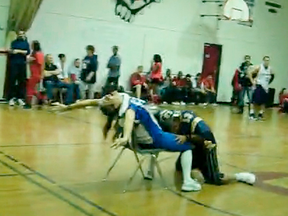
left=114, top=0, right=161, bottom=23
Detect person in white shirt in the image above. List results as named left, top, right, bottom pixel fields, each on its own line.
left=248, top=56, right=275, bottom=120
left=56, top=53, right=68, bottom=81
left=68, top=58, right=81, bottom=100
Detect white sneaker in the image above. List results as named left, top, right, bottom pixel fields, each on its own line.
left=235, top=172, right=256, bottom=185
left=17, top=99, right=25, bottom=106
left=9, top=98, right=15, bottom=106
left=181, top=179, right=202, bottom=192
left=172, top=102, right=180, bottom=105
left=162, top=101, right=167, bottom=105
left=180, top=102, right=186, bottom=106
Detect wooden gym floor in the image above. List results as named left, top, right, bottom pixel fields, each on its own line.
left=0, top=104, right=288, bottom=216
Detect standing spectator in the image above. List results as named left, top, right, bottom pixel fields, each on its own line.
left=237, top=55, right=253, bottom=114
left=202, top=75, right=217, bottom=105
left=56, top=53, right=68, bottom=82
left=7, top=30, right=30, bottom=106
left=25, top=40, right=45, bottom=109
left=43, top=54, right=73, bottom=105
left=130, top=66, right=148, bottom=99
left=80, top=45, right=98, bottom=99
left=68, top=58, right=81, bottom=100
left=149, top=54, right=163, bottom=99
left=231, top=68, right=240, bottom=105
left=106, top=46, right=121, bottom=86
left=249, top=56, right=274, bottom=120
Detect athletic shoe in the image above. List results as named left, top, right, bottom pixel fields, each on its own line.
left=249, top=113, right=256, bottom=120
left=8, top=98, right=15, bottom=106
left=235, top=172, right=256, bottom=185
left=172, top=102, right=180, bottom=105
left=17, top=99, right=25, bottom=106
left=23, top=104, right=32, bottom=109
left=258, top=113, right=264, bottom=120
left=181, top=179, right=202, bottom=192
left=180, top=102, right=186, bottom=106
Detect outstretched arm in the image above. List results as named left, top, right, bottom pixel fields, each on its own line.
left=66, top=99, right=103, bottom=110
left=53, top=99, right=103, bottom=112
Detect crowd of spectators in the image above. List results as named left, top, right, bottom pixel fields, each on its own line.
left=2, top=30, right=219, bottom=108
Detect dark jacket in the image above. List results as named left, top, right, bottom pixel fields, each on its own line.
left=81, top=54, right=98, bottom=84
left=10, top=39, right=30, bottom=64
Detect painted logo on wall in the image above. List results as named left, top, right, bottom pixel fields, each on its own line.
left=114, top=0, right=161, bottom=23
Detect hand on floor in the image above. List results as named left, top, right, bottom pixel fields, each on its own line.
left=204, top=140, right=216, bottom=150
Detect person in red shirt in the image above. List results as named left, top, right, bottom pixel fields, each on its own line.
left=279, top=88, right=288, bottom=113
left=149, top=54, right=163, bottom=100
left=25, top=40, right=45, bottom=109
left=130, top=66, right=148, bottom=99
left=202, top=75, right=217, bottom=105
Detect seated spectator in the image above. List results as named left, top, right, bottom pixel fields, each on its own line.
left=279, top=88, right=288, bottom=113
left=182, top=74, right=194, bottom=104
left=193, top=73, right=207, bottom=105
left=68, top=58, right=81, bottom=100
left=162, top=71, right=185, bottom=105
left=159, top=69, right=172, bottom=99
left=130, top=66, right=148, bottom=99
left=202, top=75, right=217, bottom=105
left=56, top=53, right=69, bottom=82
left=80, top=45, right=98, bottom=99
left=43, top=54, right=74, bottom=105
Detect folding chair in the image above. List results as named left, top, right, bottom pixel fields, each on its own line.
left=103, top=124, right=168, bottom=193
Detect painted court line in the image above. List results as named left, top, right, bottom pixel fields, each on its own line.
left=0, top=151, right=117, bottom=216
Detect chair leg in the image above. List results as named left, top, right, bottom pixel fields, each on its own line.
left=103, top=147, right=125, bottom=181
left=133, top=151, right=146, bottom=179
left=123, top=157, right=145, bottom=193
left=153, top=155, right=168, bottom=189
left=59, top=90, right=63, bottom=104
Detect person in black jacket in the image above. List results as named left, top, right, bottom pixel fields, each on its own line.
left=7, top=30, right=30, bottom=106
left=80, top=45, right=98, bottom=99
left=237, top=55, right=253, bottom=114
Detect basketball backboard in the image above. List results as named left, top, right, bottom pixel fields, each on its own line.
left=222, top=0, right=255, bottom=25
left=200, top=0, right=255, bottom=27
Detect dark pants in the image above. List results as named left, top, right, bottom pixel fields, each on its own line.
left=283, top=101, right=288, bottom=113
left=206, top=91, right=216, bottom=103
left=7, top=63, right=27, bottom=100
left=106, top=77, right=119, bottom=86
left=44, top=80, right=74, bottom=105
left=193, top=89, right=206, bottom=104
left=238, top=86, right=252, bottom=108
left=163, top=86, right=183, bottom=103
left=252, top=85, right=268, bottom=105
left=175, top=130, right=223, bottom=185
left=73, top=83, right=80, bottom=100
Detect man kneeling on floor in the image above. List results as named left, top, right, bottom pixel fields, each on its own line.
left=152, top=109, right=256, bottom=185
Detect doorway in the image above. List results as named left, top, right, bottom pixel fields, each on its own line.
left=201, top=43, right=222, bottom=94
